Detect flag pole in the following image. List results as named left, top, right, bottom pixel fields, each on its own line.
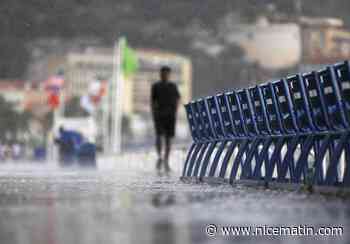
left=52, top=75, right=65, bottom=163
left=110, top=40, right=118, bottom=154
left=112, top=37, right=124, bottom=154
left=102, top=80, right=110, bottom=154
left=108, top=41, right=119, bottom=154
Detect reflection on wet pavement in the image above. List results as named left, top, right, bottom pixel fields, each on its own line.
left=0, top=157, right=349, bottom=244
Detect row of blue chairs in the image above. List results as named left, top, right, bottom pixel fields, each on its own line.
left=186, top=61, right=350, bottom=141
left=182, top=61, right=350, bottom=186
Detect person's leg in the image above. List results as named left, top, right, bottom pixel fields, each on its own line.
left=164, top=135, right=172, bottom=172
left=156, top=134, right=162, bottom=158
left=156, top=134, right=163, bottom=170
left=154, top=114, right=164, bottom=171
left=164, top=115, right=176, bottom=172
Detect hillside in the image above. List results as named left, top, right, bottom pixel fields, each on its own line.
left=1, top=0, right=350, bottom=96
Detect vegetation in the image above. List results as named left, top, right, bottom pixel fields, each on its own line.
left=64, top=96, right=89, bottom=117
left=0, top=96, right=32, bottom=142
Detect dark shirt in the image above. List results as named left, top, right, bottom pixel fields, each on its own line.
left=151, top=81, right=180, bottom=116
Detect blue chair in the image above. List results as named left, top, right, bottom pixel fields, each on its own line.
left=182, top=61, right=350, bottom=187
left=77, top=143, right=96, bottom=167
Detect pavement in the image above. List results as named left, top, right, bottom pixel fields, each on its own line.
left=0, top=149, right=349, bottom=244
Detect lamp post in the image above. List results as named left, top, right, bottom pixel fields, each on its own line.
left=110, top=38, right=124, bottom=154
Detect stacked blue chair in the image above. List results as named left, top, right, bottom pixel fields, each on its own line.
left=182, top=61, right=350, bottom=187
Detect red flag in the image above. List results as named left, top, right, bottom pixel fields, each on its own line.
left=44, top=75, right=64, bottom=110
left=48, top=93, right=60, bottom=109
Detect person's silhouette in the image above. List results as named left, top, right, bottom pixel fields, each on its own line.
left=151, top=66, right=180, bottom=172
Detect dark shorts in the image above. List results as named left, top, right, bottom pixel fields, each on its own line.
left=153, top=113, right=176, bottom=137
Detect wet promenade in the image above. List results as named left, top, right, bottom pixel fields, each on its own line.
left=0, top=151, right=349, bottom=244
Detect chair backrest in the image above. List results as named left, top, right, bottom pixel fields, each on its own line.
left=260, top=83, right=283, bottom=134
left=334, top=61, right=350, bottom=126
left=303, top=71, right=331, bottom=131
left=185, top=60, right=350, bottom=143
left=287, top=74, right=315, bottom=132
left=237, top=89, right=258, bottom=136
left=225, top=91, right=247, bottom=137
left=248, top=86, right=271, bottom=135
left=272, top=79, right=298, bottom=134
left=189, top=101, right=204, bottom=140
left=216, top=93, right=236, bottom=138
left=196, top=99, right=215, bottom=140
left=206, top=96, right=225, bottom=139
left=184, top=103, right=200, bottom=141
left=318, top=66, right=347, bottom=129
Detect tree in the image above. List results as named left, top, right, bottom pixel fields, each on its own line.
left=0, top=95, right=32, bottom=142
left=64, top=96, right=89, bottom=117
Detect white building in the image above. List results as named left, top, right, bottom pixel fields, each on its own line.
left=222, top=17, right=302, bottom=70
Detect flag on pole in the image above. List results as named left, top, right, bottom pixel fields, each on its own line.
left=110, top=37, right=138, bottom=154
left=45, top=75, right=65, bottom=109
left=80, top=79, right=108, bottom=114
left=80, top=95, right=95, bottom=114
left=48, top=92, right=60, bottom=109
left=120, top=37, right=138, bottom=77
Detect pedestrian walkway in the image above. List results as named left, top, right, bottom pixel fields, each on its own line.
left=0, top=150, right=348, bottom=244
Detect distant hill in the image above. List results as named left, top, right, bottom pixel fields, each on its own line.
left=1, top=0, right=350, bottom=96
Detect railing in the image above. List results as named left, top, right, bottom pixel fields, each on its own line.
left=182, top=61, right=350, bottom=187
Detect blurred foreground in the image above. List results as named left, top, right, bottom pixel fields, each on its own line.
left=0, top=150, right=349, bottom=244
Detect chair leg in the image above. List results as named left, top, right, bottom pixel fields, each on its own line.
left=293, top=136, right=314, bottom=183
left=186, top=143, right=205, bottom=177
left=194, top=142, right=217, bottom=177
left=190, top=143, right=210, bottom=177
left=313, top=136, right=331, bottom=185
left=252, top=138, right=272, bottom=180
left=343, top=137, right=350, bottom=186
left=206, top=141, right=227, bottom=177
left=218, top=141, right=238, bottom=178
left=265, top=138, right=285, bottom=182
left=182, top=143, right=196, bottom=177
left=229, top=140, right=249, bottom=183
left=325, top=133, right=349, bottom=185
left=241, top=139, right=260, bottom=179
left=277, top=136, right=299, bottom=182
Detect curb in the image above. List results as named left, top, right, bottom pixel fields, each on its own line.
left=180, top=176, right=350, bottom=198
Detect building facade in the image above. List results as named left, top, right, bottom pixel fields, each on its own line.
left=44, top=47, right=192, bottom=119
left=0, top=81, right=47, bottom=115
left=222, top=17, right=302, bottom=71
left=300, top=17, right=350, bottom=67
left=131, top=49, right=192, bottom=117
left=31, top=46, right=192, bottom=145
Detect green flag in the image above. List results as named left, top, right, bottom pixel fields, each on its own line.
left=121, top=38, right=138, bottom=77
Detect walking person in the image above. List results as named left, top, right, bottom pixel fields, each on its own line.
left=151, top=66, right=180, bottom=173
